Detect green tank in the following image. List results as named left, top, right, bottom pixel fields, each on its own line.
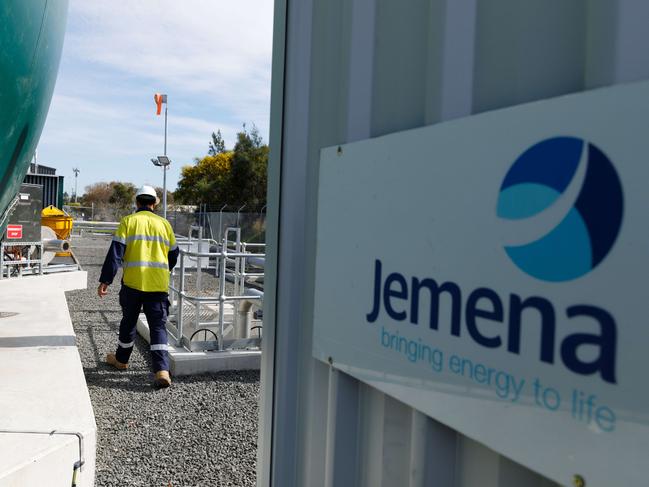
left=0, top=1, right=69, bottom=233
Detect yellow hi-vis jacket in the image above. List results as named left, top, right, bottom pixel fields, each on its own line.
left=112, top=210, right=177, bottom=292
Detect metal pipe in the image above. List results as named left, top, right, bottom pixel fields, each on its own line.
left=239, top=272, right=264, bottom=278
left=164, top=106, right=168, bottom=156
left=196, top=225, right=203, bottom=292
left=233, top=243, right=242, bottom=331
left=195, top=300, right=201, bottom=334
left=247, top=256, right=265, bottom=268
left=237, top=300, right=255, bottom=339
left=237, top=204, right=246, bottom=227
left=176, top=252, right=185, bottom=347
left=73, top=220, right=119, bottom=227
left=237, top=288, right=264, bottom=338
left=171, top=293, right=262, bottom=304
left=178, top=250, right=265, bottom=258
left=162, top=104, right=168, bottom=220
left=218, top=204, right=227, bottom=242
left=42, top=239, right=70, bottom=252
left=235, top=242, right=242, bottom=297
left=167, top=242, right=265, bottom=351
left=0, top=429, right=84, bottom=474
left=218, top=252, right=227, bottom=351
left=241, top=288, right=264, bottom=298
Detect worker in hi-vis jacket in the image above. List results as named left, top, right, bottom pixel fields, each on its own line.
left=97, top=185, right=179, bottom=388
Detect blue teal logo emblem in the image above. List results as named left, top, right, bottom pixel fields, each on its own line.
left=497, top=137, right=623, bottom=282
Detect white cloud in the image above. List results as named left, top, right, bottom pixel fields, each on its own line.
left=41, top=93, right=243, bottom=188
left=38, top=0, right=273, bottom=192
left=66, top=0, right=273, bottom=129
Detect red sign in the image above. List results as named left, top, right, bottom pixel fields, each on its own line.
left=6, top=224, right=22, bottom=239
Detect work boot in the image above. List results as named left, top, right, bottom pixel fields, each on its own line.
left=106, top=353, right=128, bottom=370
left=154, top=370, right=171, bottom=388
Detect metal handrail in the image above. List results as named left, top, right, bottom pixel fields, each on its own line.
left=172, top=241, right=264, bottom=350
left=180, top=250, right=265, bottom=259
left=172, top=291, right=262, bottom=304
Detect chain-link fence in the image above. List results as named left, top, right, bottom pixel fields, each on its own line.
left=189, top=204, right=267, bottom=243
left=203, top=212, right=266, bottom=243
left=63, top=205, right=95, bottom=221
left=167, top=211, right=196, bottom=236
left=66, top=203, right=267, bottom=243
left=168, top=209, right=266, bottom=243
left=64, top=204, right=133, bottom=222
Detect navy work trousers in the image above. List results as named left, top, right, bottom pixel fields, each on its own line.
left=115, top=285, right=170, bottom=372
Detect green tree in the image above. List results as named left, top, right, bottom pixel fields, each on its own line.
left=175, top=152, right=233, bottom=205
left=81, top=182, right=112, bottom=206
left=155, top=186, right=175, bottom=206
left=208, top=130, right=226, bottom=155
left=228, top=124, right=268, bottom=208
left=80, top=181, right=137, bottom=220
left=109, top=182, right=136, bottom=210
left=174, top=125, right=268, bottom=209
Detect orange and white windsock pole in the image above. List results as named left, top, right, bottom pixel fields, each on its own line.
left=153, top=93, right=169, bottom=219
left=154, top=93, right=167, bottom=116
left=154, top=93, right=168, bottom=155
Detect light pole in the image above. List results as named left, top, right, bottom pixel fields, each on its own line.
left=151, top=156, right=171, bottom=219
left=154, top=93, right=169, bottom=219
left=72, top=167, right=80, bottom=203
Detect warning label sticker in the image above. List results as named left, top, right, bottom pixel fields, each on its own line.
left=6, top=224, right=23, bottom=239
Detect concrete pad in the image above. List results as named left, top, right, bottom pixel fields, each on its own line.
left=0, top=434, right=79, bottom=487
left=0, top=272, right=95, bottom=487
left=170, top=349, right=261, bottom=376
left=137, top=313, right=261, bottom=376
left=0, top=270, right=87, bottom=292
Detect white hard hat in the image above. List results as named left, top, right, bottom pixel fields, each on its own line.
left=135, top=185, right=160, bottom=204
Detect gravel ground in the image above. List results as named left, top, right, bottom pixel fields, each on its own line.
left=65, top=236, right=259, bottom=487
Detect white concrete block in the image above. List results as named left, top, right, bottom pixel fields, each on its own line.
left=137, top=313, right=261, bottom=376
left=0, top=273, right=95, bottom=487
left=170, top=349, right=261, bottom=376
left=0, top=270, right=87, bottom=293
left=0, top=435, right=79, bottom=487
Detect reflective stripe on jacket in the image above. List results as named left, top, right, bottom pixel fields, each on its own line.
left=113, top=210, right=177, bottom=292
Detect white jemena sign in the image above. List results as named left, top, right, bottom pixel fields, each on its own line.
left=313, top=80, right=649, bottom=486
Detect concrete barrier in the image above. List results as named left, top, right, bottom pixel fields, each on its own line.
left=0, top=271, right=95, bottom=487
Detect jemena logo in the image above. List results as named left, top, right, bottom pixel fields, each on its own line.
left=497, top=137, right=624, bottom=282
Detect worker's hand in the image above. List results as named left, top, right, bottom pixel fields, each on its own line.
left=97, top=283, right=109, bottom=298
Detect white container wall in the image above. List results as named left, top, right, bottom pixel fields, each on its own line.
left=259, top=1, right=649, bottom=486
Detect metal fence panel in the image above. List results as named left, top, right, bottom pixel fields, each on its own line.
left=203, top=212, right=267, bottom=243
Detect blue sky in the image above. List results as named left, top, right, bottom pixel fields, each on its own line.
left=37, top=0, right=273, bottom=195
